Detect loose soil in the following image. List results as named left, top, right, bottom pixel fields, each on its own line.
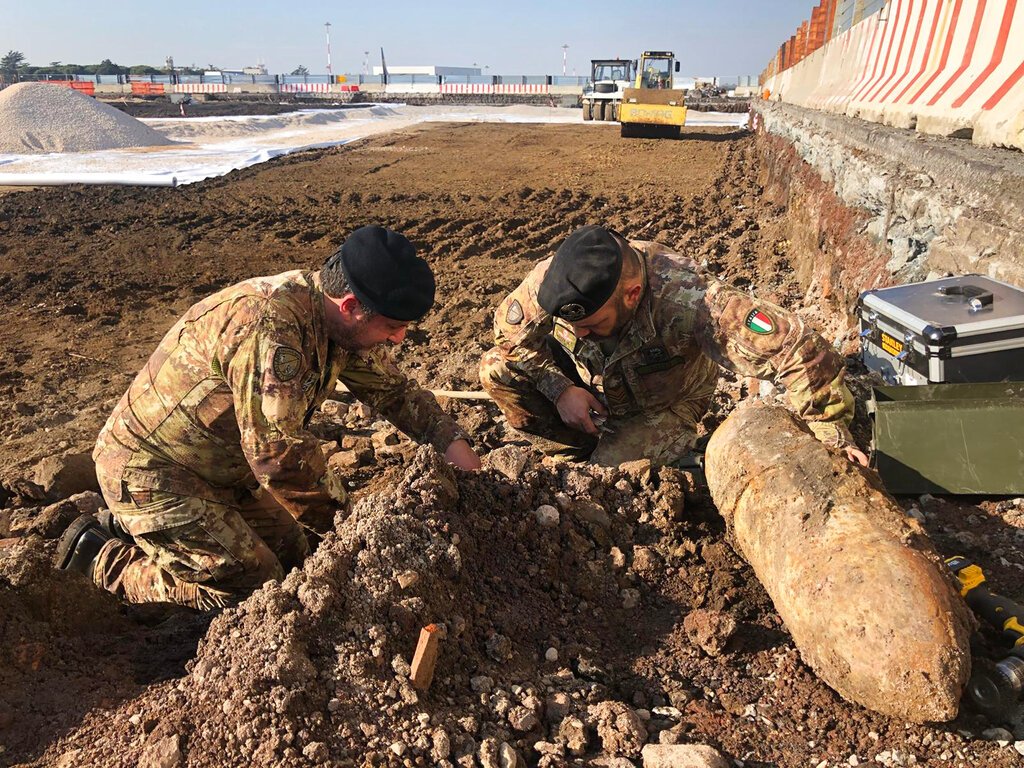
left=1, top=121, right=1021, bottom=767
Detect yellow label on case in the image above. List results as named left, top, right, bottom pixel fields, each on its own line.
left=880, top=331, right=904, bottom=358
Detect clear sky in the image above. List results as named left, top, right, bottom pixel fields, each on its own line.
left=2, top=0, right=814, bottom=77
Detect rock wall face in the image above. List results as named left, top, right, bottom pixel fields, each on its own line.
left=752, top=101, right=1024, bottom=309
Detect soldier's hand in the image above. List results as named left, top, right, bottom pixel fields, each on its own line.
left=556, top=386, right=607, bottom=436
left=845, top=446, right=870, bottom=467
left=444, top=439, right=482, bottom=470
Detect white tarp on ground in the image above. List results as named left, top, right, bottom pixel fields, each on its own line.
left=0, top=104, right=749, bottom=187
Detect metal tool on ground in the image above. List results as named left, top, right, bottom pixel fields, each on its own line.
left=947, top=555, right=1024, bottom=718
left=619, top=51, right=688, bottom=139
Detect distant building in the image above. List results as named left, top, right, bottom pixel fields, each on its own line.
left=203, top=65, right=268, bottom=78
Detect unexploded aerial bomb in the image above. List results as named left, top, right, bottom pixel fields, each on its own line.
left=705, top=404, right=972, bottom=722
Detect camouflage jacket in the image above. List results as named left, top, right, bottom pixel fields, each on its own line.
left=94, top=270, right=465, bottom=533
left=492, top=240, right=855, bottom=447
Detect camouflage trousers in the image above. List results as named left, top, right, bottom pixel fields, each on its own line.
left=92, top=486, right=311, bottom=611
left=479, top=346, right=710, bottom=466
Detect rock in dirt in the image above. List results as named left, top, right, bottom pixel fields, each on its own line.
left=683, top=608, right=737, bottom=656
left=591, top=701, right=647, bottom=758
left=32, top=452, right=99, bottom=499
left=705, top=404, right=972, bottom=722
left=138, top=733, right=183, bottom=768
left=483, top=445, right=532, bottom=480
left=534, top=504, right=560, bottom=528
left=559, top=715, right=590, bottom=755
left=642, top=743, right=729, bottom=768
left=25, top=498, right=81, bottom=538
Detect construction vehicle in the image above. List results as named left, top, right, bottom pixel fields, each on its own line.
left=581, top=58, right=636, bottom=122
left=619, top=51, right=687, bottom=139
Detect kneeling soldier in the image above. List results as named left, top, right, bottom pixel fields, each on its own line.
left=480, top=225, right=867, bottom=467
left=57, top=225, right=480, bottom=610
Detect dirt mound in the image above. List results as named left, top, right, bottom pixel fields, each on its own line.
left=0, top=83, right=176, bottom=153
left=28, top=448, right=730, bottom=766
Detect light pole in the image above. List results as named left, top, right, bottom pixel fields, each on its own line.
left=561, top=44, right=569, bottom=77
left=325, top=22, right=333, bottom=77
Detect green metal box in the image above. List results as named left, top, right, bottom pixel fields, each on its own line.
left=870, top=383, right=1024, bottom=495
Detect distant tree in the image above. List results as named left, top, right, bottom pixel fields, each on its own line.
left=94, top=58, right=125, bottom=75
left=129, top=65, right=161, bottom=75
left=291, top=65, right=309, bottom=76
left=1, top=50, right=27, bottom=74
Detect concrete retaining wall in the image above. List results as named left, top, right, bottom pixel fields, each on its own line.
left=752, top=101, right=1024, bottom=311
left=764, top=0, right=1024, bottom=151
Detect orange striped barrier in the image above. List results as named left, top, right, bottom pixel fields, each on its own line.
left=762, top=0, right=1024, bottom=151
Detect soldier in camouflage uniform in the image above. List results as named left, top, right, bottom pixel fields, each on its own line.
left=480, top=225, right=868, bottom=467
left=56, top=226, right=480, bottom=610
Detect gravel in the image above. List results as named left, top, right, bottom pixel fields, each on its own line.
left=0, top=82, right=175, bottom=154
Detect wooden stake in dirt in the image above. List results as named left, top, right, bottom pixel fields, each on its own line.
left=704, top=404, right=972, bottom=722
left=333, top=383, right=494, bottom=402
left=410, top=624, right=443, bottom=691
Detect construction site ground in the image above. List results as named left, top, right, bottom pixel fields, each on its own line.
left=1, top=119, right=1021, bottom=768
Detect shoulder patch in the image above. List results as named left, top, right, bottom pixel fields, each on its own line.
left=744, top=309, right=775, bottom=335
left=272, top=346, right=302, bottom=381
left=552, top=322, right=578, bottom=354
left=505, top=299, right=524, bottom=325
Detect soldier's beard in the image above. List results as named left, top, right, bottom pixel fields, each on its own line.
left=332, top=315, right=374, bottom=352
left=588, top=294, right=634, bottom=341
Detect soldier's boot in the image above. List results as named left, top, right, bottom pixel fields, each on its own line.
left=55, top=514, right=112, bottom=580
left=96, top=508, right=134, bottom=544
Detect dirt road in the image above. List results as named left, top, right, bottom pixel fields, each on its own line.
left=0, top=122, right=1017, bottom=767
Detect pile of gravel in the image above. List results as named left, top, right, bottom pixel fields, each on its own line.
left=0, top=82, right=175, bottom=154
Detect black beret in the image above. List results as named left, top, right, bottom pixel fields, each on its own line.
left=338, top=226, right=435, bottom=321
left=538, top=225, right=623, bottom=321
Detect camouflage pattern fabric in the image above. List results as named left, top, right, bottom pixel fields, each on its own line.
left=481, top=347, right=706, bottom=465
left=93, top=486, right=310, bottom=610
left=481, top=239, right=855, bottom=464
left=92, top=269, right=465, bottom=606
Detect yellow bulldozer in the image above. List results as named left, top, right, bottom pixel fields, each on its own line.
left=619, top=51, right=688, bottom=139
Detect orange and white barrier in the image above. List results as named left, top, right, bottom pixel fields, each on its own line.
left=45, top=80, right=96, bottom=96
left=763, top=0, right=1024, bottom=151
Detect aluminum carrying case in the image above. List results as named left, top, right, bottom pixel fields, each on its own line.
left=857, top=275, right=1024, bottom=386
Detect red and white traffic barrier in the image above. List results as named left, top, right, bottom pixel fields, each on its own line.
left=171, top=84, right=228, bottom=94
left=439, top=83, right=550, bottom=95
left=763, top=0, right=1024, bottom=150
left=280, top=83, right=332, bottom=93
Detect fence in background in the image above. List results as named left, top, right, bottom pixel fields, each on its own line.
left=760, top=0, right=1024, bottom=151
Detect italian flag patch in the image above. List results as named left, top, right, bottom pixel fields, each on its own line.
left=745, top=309, right=775, bottom=334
